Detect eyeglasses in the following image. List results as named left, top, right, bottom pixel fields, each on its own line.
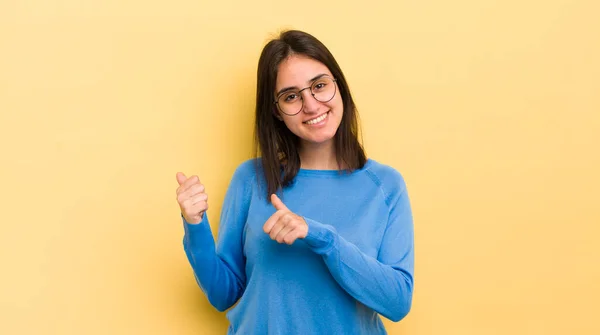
left=274, top=76, right=337, bottom=116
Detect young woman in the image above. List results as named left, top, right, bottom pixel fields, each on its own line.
left=175, top=30, right=414, bottom=334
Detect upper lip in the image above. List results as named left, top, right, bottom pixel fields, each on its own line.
left=303, top=111, right=329, bottom=123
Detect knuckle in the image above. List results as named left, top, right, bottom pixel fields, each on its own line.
left=185, top=176, right=198, bottom=188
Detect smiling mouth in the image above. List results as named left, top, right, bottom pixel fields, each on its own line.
left=304, top=111, right=330, bottom=125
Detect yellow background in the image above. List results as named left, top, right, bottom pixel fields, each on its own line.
left=1, top=0, right=599, bottom=334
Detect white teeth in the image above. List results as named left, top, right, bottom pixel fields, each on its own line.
left=305, top=112, right=328, bottom=125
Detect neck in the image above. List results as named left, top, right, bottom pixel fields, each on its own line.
left=299, top=139, right=340, bottom=170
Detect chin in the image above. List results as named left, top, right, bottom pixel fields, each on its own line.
left=303, top=132, right=337, bottom=145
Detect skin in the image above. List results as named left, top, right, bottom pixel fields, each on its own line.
left=274, top=54, right=344, bottom=170
left=176, top=54, right=343, bottom=246
left=176, top=172, right=207, bottom=224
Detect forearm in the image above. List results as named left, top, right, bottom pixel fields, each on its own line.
left=183, top=216, right=244, bottom=312
left=303, top=218, right=413, bottom=322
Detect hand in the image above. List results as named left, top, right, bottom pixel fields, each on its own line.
left=263, top=194, right=308, bottom=245
left=176, top=172, right=208, bottom=224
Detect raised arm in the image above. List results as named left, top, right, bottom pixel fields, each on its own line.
left=178, top=166, right=252, bottom=311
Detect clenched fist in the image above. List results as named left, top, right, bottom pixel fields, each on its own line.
left=263, top=194, right=308, bottom=245
left=176, top=172, right=208, bottom=224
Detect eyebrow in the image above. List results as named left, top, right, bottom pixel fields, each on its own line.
left=276, top=73, right=329, bottom=97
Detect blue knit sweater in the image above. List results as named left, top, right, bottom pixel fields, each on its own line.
left=183, top=158, right=414, bottom=334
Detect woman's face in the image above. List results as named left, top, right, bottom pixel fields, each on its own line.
left=274, top=55, right=343, bottom=147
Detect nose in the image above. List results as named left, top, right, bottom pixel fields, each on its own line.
left=300, top=89, right=321, bottom=114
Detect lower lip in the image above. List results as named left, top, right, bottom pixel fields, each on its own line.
left=304, top=112, right=329, bottom=128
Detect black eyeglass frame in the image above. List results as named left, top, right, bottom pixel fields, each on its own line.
left=273, top=76, right=338, bottom=116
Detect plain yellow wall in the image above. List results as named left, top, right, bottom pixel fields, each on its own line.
left=1, top=0, right=599, bottom=334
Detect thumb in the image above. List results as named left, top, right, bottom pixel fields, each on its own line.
left=271, top=194, right=288, bottom=211
left=176, top=172, right=187, bottom=185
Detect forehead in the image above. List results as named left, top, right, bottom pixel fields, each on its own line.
left=275, top=55, right=332, bottom=89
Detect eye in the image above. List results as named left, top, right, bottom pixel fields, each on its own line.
left=282, top=93, right=299, bottom=103
left=313, top=80, right=328, bottom=91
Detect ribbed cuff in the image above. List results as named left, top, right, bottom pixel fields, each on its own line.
left=303, top=217, right=337, bottom=255
left=182, top=213, right=211, bottom=248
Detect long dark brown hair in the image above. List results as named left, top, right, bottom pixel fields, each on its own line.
left=253, top=30, right=367, bottom=201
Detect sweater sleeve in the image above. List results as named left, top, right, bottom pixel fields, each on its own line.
left=302, top=177, right=414, bottom=322
left=182, top=164, right=251, bottom=312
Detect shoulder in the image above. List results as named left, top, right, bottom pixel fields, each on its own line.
left=229, top=158, right=261, bottom=181
left=229, top=158, right=266, bottom=189
left=234, top=158, right=261, bottom=175
left=362, top=159, right=408, bottom=205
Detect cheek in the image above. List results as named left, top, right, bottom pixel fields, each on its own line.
left=331, top=94, right=343, bottom=110
left=330, top=98, right=343, bottom=118
left=283, top=118, right=300, bottom=131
